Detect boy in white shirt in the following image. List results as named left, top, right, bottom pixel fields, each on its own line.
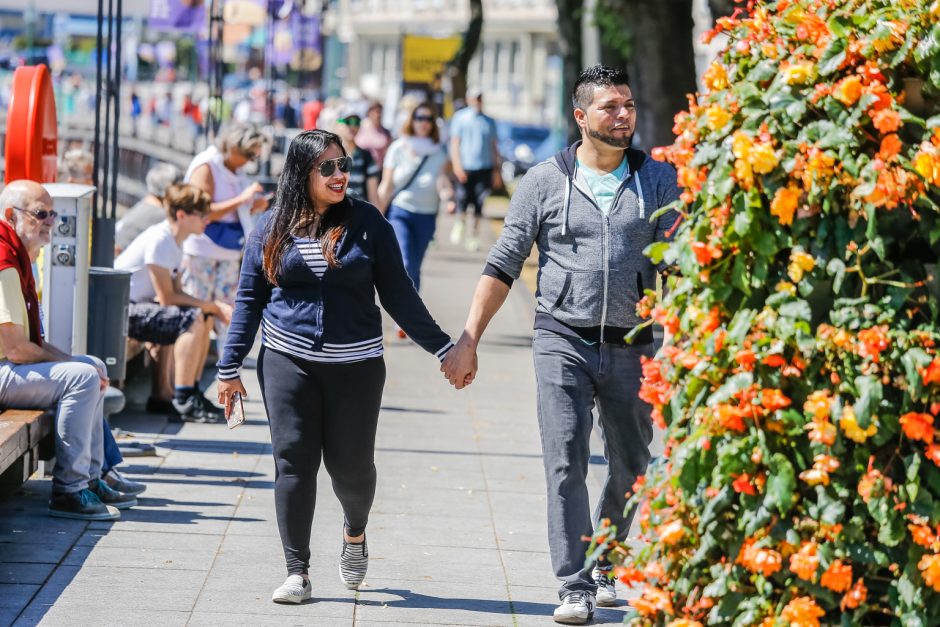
left=115, top=184, right=232, bottom=423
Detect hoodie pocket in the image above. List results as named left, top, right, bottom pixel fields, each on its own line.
left=556, top=270, right=605, bottom=314
left=607, top=268, right=642, bottom=322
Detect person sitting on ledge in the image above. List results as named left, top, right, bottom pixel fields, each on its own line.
left=115, top=183, right=232, bottom=423
left=0, top=180, right=138, bottom=520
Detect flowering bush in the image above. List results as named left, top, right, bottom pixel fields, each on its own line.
left=589, top=0, right=940, bottom=625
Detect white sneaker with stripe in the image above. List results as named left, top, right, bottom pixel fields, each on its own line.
left=339, top=536, right=369, bottom=590
left=271, top=575, right=311, bottom=604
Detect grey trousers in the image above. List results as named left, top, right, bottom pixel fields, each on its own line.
left=532, top=328, right=655, bottom=599
left=0, top=355, right=105, bottom=494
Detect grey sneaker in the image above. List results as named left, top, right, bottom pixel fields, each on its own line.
left=49, top=488, right=120, bottom=521
left=271, top=575, right=311, bottom=604
left=339, top=535, right=369, bottom=590
left=171, top=393, right=226, bottom=424
left=593, top=566, right=616, bottom=606
left=88, top=478, right=137, bottom=509
left=554, top=591, right=596, bottom=625
left=104, top=468, right=147, bottom=496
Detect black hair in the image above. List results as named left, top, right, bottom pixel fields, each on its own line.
left=572, top=65, right=630, bottom=110
left=263, top=130, right=348, bottom=285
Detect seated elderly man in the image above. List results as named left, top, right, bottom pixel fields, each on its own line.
left=115, top=162, right=183, bottom=256
left=0, top=180, right=137, bottom=520
left=115, top=183, right=231, bottom=423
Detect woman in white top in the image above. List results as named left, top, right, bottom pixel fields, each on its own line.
left=180, top=123, right=269, bottom=346
left=377, top=102, right=454, bottom=296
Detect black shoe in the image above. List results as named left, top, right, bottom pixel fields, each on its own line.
left=49, top=488, right=120, bottom=521
left=88, top=478, right=138, bottom=509
left=146, top=396, right=181, bottom=416
left=172, top=393, right=226, bottom=424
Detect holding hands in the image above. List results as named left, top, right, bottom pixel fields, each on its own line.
left=441, top=331, right=478, bottom=389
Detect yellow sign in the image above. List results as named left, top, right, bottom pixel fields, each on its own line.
left=402, top=35, right=462, bottom=85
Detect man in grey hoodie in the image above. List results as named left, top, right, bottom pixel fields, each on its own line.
left=442, top=65, right=679, bottom=625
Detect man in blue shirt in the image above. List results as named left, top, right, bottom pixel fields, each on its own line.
left=448, top=87, right=500, bottom=251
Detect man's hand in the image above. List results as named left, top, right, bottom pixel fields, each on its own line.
left=211, top=300, right=233, bottom=325
left=217, top=377, right=248, bottom=418
left=441, top=332, right=478, bottom=390
left=453, top=166, right=468, bottom=184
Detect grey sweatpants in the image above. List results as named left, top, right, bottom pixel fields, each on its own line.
left=532, top=328, right=655, bottom=599
left=0, top=355, right=106, bottom=494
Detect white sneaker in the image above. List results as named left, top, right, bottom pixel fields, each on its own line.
left=464, top=236, right=481, bottom=252
left=271, top=575, right=311, bottom=604
left=449, top=220, right=465, bottom=245
left=553, top=591, right=596, bottom=624
left=592, top=566, right=616, bottom=606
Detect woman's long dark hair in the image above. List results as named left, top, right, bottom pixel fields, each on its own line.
left=262, top=130, right=349, bottom=285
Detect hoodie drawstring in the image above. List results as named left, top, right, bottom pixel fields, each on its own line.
left=561, top=176, right=572, bottom=237
left=634, top=172, right=645, bottom=219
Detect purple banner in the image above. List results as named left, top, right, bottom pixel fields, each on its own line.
left=271, top=13, right=320, bottom=67
left=149, top=0, right=206, bottom=32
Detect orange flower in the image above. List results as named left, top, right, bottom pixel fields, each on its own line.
left=658, top=519, right=685, bottom=545
left=732, top=473, right=757, bottom=496
left=630, top=584, right=674, bottom=617
left=840, top=405, right=878, bottom=443
left=841, top=578, right=868, bottom=611
left=749, top=142, right=779, bottom=174
left=780, top=596, right=825, bottom=627
left=820, top=559, right=853, bottom=592
left=923, top=358, right=940, bottom=386
left=832, top=75, right=863, bottom=106
left=703, top=61, right=729, bottom=92
left=915, top=148, right=940, bottom=187
left=781, top=60, right=815, bottom=84
left=872, top=108, right=901, bottom=135
left=910, top=524, right=937, bottom=548
left=691, top=240, right=722, bottom=265
left=716, top=403, right=747, bottom=432
left=789, top=541, right=819, bottom=581
left=613, top=564, right=645, bottom=585
left=735, top=349, right=756, bottom=371
left=704, top=105, right=732, bottom=131
left=807, top=418, right=837, bottom=446
left=761, top=388, right=792, bottom=411
left=803, top=390, right=831, bottom=421
left=857, top=325, right=889, bottom=362
left=900, top=412, right=934, bottom=442
left=878, top=134, right=903, bottom=161
left=858, top=463, right=892, bottom=503
left=738, top=538, right=782, bottom=577
left=667, top=621, right=704, bottom=627
left=927, top=444, right=940, bottom=468
left=919, top=553, right=940, bottom=593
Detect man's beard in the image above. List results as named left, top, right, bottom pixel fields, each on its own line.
left=587, top=123, right=633, bottom=149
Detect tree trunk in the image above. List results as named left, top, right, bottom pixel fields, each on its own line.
left=707, top=0, right=736, bottom=18
left=447, top=0, right=484, bottom=103
left=556, top=0, right=584, bottom=143
left=621, top=0, right=697, bottom=150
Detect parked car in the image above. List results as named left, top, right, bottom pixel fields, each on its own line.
left=495, top=121, right=552, bottom=183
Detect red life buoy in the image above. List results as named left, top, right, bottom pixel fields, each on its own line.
left=5, top=64, right=58, bottom=184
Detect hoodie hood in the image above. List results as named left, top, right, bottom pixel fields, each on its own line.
left=551, top=140, right=649, bottom=235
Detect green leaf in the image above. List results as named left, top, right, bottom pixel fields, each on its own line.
left=902, top=348, right=932, bottom=400
left=644, top=241, right=670, bottom=265
left=707, top=372, right=754, bottom=405
left=818, top=39, right=847, bottom=76
left=827, top=258, right=847, bottom=293
left=727, top=309, right=756, bottom=346
left=854, top=375, right=883, bottom=429
left=765, top=453, right=796, bottom=515
left=779, top=299, right=812, bottom=322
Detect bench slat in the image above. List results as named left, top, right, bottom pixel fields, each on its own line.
left=1, top=410, right=53, bottom=448
left=0, top=421, right=30, bottom=475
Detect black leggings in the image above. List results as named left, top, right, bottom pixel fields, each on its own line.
left=257, top=346, right=386, bottom=576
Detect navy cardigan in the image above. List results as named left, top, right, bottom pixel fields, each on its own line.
left=217, top=198, right=453, bottom=380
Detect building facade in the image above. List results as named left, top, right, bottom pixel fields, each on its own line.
left=326, top=0, right=561, bottom=125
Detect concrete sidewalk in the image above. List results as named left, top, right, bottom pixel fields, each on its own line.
left=0, top=210, right=650, bottom=627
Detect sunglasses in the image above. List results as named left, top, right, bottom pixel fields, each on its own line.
left=338, top=116, right=361, bottom=126
left=317, top=156, right=353, bottom=177
left=413, top=115, right=434, bottom=123
left=12, top=206, right=58, bottom=222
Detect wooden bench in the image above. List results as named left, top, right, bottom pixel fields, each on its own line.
left=0, top=409, right=55, bottom=497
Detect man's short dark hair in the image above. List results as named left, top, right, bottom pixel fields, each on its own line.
left=572, top=65, right=630, bottom=110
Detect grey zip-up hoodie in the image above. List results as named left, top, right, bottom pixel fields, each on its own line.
left=485, top=141, right=680, bottom=334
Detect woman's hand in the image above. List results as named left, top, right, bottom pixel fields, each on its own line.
left=239, top=182, right=264, bottom=205
left=217, top=377, right=248, bottom=418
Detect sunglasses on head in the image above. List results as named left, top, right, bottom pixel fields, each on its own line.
left=12, top=206, right=58, bottom=222
left=317, top=156, right=353, bottom=177
left=412, top=114, right=434, bottom=122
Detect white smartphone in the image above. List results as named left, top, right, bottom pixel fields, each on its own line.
left=227, top=392, right=246, bottom=429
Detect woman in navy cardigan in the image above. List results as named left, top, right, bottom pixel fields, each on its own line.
left=216, top=130, right=453, bottom=604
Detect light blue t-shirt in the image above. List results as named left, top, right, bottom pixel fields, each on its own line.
left=449, top=108, right=498, bottom=170
left=576, top=156, right=629, bottom=215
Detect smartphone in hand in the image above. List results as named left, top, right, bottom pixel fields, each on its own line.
left=227, top=391, right=246, bottom=429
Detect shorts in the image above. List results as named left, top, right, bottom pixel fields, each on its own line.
left=128, top=302, right=200, bottom=346
left=455, top=168, right=493, bottom=216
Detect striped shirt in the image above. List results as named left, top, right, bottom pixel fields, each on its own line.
left=293, top=236, right=328, bottom=277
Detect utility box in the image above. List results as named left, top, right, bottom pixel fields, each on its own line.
left=87, top=268, right=131, bottom=382
left=40, top=183, right=94, bottom=354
